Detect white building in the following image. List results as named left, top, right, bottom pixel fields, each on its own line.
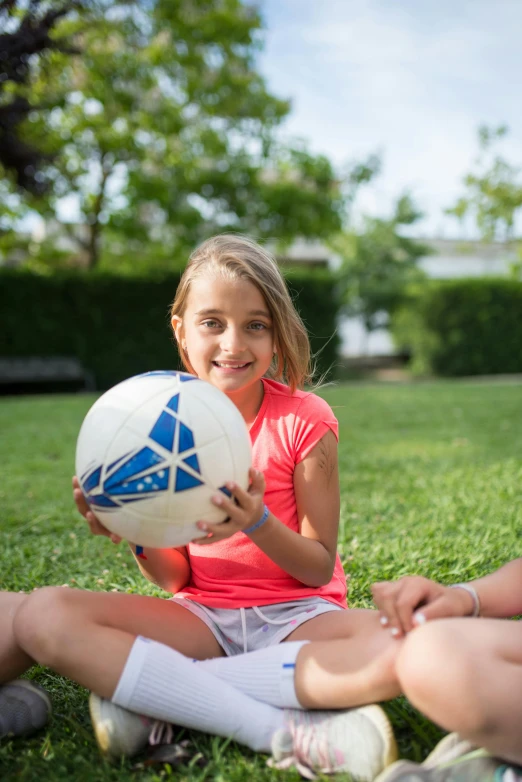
left=277, top=238, right=518, bottom=358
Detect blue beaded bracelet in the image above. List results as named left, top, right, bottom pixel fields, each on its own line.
left=243, top=505, right=270, bottom=535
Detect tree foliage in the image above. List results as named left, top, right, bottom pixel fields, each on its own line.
left=446, top=125, right=522, bottom=244
left=0, top=0, right=343, bottom=272
left=0, top=0, right=82, bottom=194
left=331, top=192, right=430, bottom=338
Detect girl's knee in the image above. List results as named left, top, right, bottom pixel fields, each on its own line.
left=13, top=586, right=73, bottom=666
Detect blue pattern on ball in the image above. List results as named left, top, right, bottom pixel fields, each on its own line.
left=81, top=387, right=204, bottom=511
left=149, top=410, right=178, bottom=452
left=104, top=447, right=165, bottom=490
left=175, top=466, right=203, bottom=492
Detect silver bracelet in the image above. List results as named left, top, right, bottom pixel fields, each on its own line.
left=450, top=583, right=481, bottom=617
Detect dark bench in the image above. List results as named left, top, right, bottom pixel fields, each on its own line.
left=0, top=357, right=96, bottom=393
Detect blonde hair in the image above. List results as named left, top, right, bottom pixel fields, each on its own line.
left=170, top=234, right=313, bottom=391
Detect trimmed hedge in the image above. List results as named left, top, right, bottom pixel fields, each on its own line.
left=392, top=278, right=522, bottom=376
left=0, top=267, right=340, bottom=390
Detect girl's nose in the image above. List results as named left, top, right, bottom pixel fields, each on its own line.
left=221, top=326, right=245, bottom=353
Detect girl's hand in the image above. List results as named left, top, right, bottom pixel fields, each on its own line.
left=72, top=475, right=122, bottom=544
left=371, top=575, right=476, bottom=638
left=192, top=468, right=266, bottom=545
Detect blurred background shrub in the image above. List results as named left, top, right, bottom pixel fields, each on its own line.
left=392, top=278, right=522, bottom=377
left=0, top=267, right=341, bottom=389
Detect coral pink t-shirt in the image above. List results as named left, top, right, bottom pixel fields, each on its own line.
left=178, top=378, right=348, bottom=609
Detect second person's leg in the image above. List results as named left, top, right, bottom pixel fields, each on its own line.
left=396, top=617, right=522, bottom=765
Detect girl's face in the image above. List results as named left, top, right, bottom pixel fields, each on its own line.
left=172, top=274, right=276, bottom=399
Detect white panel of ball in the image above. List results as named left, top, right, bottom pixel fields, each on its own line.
left=75, top=371, right=252, bottom=548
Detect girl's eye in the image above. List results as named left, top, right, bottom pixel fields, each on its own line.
left=249, top=322, right=268, bottom=331
left=201, top=320, right=221, bottom=328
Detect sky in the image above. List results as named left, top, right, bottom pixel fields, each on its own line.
left=257, top=0, right=522, bottom=238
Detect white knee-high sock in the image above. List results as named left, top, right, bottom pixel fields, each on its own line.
left=112, top=637, right=284, bottom=752
left=197, top=641, right=307, bottom=709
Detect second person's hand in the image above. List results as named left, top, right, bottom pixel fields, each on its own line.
left=371, top=575, right=475, bottom=638
left=72, top=475, right=122, bottom=544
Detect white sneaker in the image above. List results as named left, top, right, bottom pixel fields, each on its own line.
left=269, top=704, right=398, bottom=781
left=89, top=693, right=175, bottom=759
left=423, top=733, right=476, bottom=767
left=373, top=733, right=481, bottom=782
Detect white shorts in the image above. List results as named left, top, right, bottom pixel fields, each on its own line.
left=170, top=596, right=344, bottom=656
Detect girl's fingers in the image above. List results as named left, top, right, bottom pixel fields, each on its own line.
left=231, top=483, right=248, bottom=504
left=73, top=475, right=96, bottom=517
left=211, top=490, right=252, bottom=525
left=86, top=512, right=103, bottom=533
left=73, top=475, right=120, bottom=541
left=72, top=475, right=86, bottom=491
left=211, top=493, right=240, bottom=520
left=85, top=510, right=114, bottom=538
left=226, top=470, right=265, bottom=506
left=224, top=481, right=252, bottom=508
left=197, top=469, right=268, bottom=544
left=73, top=489, right=91, bottom=517
left=191, top=520, right=234, bottom=545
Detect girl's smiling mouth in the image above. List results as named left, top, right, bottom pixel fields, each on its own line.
left=212, top=361, right=252, bottom=371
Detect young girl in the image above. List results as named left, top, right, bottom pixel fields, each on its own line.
left=0, top=234, right=400, bottom=780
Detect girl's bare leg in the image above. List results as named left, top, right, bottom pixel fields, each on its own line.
left=13, top=587, right=224, bottom=698
left=396, top=618, right=522, bottom=765
left=0, top=593, right=34, bottom=682
left=285, top=608, right=402, bottom=708
left=15, top=590, right=400, bottom=713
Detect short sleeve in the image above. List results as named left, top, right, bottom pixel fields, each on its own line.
left=292, top=392, right=339, bottom=464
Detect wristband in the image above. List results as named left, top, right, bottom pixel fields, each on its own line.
left=243, top=505, right=270, bottom=535
left=450, top=583, right=481, bottom=617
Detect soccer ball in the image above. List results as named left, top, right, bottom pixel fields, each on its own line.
left=75, top=371, right=252, bottom=548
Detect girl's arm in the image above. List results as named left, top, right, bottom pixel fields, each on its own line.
left=194, top=429, right=340, bottom=587
left=73, top=476, right=191, bottom=593
left=129, top=545, right=191, bottom=593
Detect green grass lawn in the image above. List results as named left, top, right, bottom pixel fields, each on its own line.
left=1, top=380, right=521, bottom=781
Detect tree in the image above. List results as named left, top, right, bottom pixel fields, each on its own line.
left=331, top=193, right=430, bottom=345
left=0, top=0, right=83, bottom=194
left=1, top=0, right=343, bottom=272
left=446, top=125, right=522, bottom=244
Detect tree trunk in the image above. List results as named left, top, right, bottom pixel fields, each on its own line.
left=86, top=154, right=111, bottom=270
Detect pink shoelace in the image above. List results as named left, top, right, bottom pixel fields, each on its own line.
left=148, top=720, right=175, bottom=747
left=268, top=710, right=340, bottom=780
